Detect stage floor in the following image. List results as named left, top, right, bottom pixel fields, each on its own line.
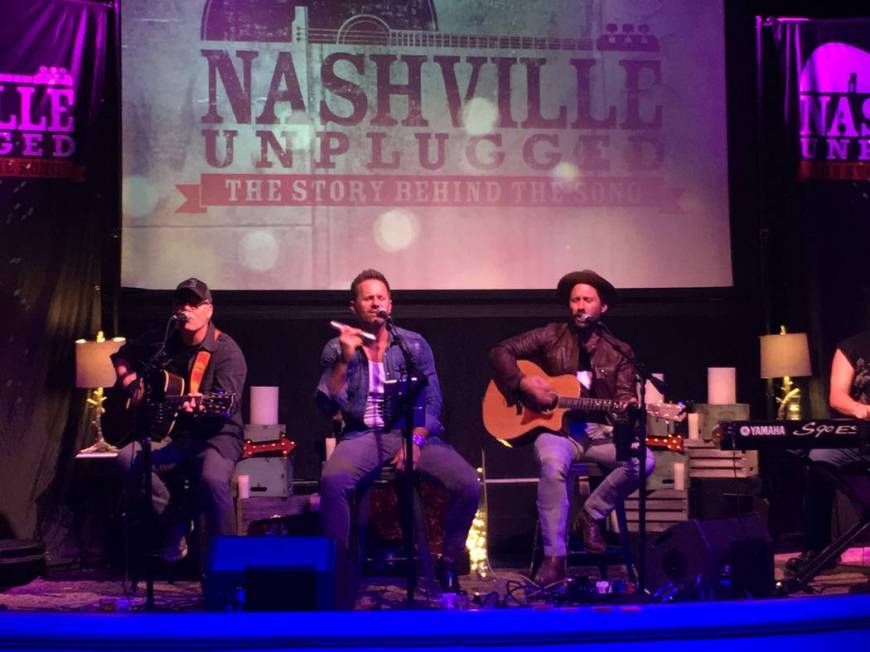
left=1, top=549, right=868, bottom=613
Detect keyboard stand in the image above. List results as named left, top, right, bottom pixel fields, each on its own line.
left=781, top=460, right=870, bottom=594
left=783, top=517, right=870, bottom=593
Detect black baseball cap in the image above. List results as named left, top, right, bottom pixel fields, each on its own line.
left=174, top=277, right=212, bottom=303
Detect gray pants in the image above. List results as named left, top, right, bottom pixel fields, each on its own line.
left=534, top=426, right=655, bottom=557
left=319, top=429, right=480, bottom=561
left=116, top=438, right=237, bottom=537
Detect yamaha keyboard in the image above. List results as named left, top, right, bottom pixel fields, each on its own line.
left=717, top=419, right=870, bottom=451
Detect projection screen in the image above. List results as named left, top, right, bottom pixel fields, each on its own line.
left=121, top=0, right=731, bottom=290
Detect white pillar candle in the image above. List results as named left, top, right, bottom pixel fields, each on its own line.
left=324, top=436, right=336, bottom=461
left=644, top=373, right=665, bottom=405
left=707, top=367, right=736, bottom=405
left=250, top=386, right=279, bottom=425
left=673, top=462, right=686, bottom=491
left=687, top=413, right=700, bottom=440
left=237, top=474, right=250, bottom=499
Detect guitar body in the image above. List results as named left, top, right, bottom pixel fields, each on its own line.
left=482, top=360, right=685, bottom=452
left=102, top=368, right=238, bottom=446
left=482, top=361, right=580, bottom=442
left=101, top=370, right=186, bottom=446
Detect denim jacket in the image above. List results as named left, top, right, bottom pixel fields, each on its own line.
left=315, top=326, right=444, bottom=437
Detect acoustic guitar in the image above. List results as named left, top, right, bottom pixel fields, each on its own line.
left=482, top=360, right=685, bottom=451
left=102, top=369, right=237, bottom=446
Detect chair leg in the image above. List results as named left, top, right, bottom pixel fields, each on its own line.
left=351, top=486, right=373, bottom=568
left=407, top=483, right=438, bottom=597
left=529, top=520, right=542, bottom=579
left=614, top=502, right=636, bottom=583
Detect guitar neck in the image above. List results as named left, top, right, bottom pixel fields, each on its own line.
left=556, top=396, right=626, bottom=413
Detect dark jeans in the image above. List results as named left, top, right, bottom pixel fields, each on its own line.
left=116, top=437, right=237, bottom=537
left=319, top=430, right=480, bottom=562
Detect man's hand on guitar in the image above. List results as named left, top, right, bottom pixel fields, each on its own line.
left=519, top=374, right=557, bottom=412
left=180, top=392, right=204, bottom=414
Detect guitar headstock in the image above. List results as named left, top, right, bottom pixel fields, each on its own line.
left=646, top=433, right=684, bottom=453
left=647, top=401, right=687, bottom=423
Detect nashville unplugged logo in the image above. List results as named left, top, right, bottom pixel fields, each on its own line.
left=799, top=41, right=870, bottom=181
left=177, top=1, right=681, bottom=213
left=0, top=66, right=83, bottom=181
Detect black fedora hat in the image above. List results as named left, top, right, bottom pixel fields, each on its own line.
left=556, top=270, right=617, bottom=305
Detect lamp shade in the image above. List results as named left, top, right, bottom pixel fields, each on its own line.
left=75, top=338, right=125, bottom=388
left=759, top=332, right=811, bottom=379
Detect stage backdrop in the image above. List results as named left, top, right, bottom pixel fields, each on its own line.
left=121, top=0, right=731, bottom=291
left=757, top=17, right=870, bottom=367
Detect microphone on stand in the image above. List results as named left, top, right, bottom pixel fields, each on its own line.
left=171, top=313, right=189, bottom=324
left=376, top=309, right=393, bottom=325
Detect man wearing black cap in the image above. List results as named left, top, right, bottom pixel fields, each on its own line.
left=112, top=278, right=247, bottom=562
left=489, top=270, right=654, bottom=585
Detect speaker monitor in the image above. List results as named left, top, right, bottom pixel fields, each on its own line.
left=645, top=513, right=774, bottom=598
left=0, top=539, right=46, bottom=590
left=204, top=536, right=347, bottom=610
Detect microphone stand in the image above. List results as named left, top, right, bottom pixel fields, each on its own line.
left=381, top=315, right=436, bottom=605
left=592, top=320, right=667, bottom=596
left=129, top=316, right=177, bottom=610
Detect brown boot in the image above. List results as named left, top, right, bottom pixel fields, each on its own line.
left=535, top=555, right=566, bottom=585
left=579, top=509, right=607, bottom=553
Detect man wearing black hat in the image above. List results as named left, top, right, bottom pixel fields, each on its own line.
left=489, top=270, right=654, bottom=585
left=111, top=278, right=247, bottom=562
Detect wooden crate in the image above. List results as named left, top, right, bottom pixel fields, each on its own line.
left=621, top=488, right=689, bottom=533
left=236, top=495, right=315, bottom=535
left=687, top=441, right=758, bottom=478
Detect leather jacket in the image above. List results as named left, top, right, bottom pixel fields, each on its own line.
left=489, top=322, right=637, bottom=408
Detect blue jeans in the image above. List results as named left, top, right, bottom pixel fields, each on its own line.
left=534, top=426, right=655, bottom=557
left=319, top=430, right=480, bottom=561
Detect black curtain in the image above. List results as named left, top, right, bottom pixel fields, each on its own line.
left=757, top=17, right=870, bottom=413
left=0, top=0, right=114, bottom=556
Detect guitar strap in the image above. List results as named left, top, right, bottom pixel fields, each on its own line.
left=189, top=327, right=221, bottom=394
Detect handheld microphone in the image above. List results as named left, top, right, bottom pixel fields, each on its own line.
left=329, top=320, right=376, bottom=342
left=171, top=313, right=189, bottom=323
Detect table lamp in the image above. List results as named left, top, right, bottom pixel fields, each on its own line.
left=76, top=331, right=125, bottom=454
left=759, top=326, right=812, bottom=420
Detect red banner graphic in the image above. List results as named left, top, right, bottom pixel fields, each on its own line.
left=176, top=174, right=682, bottom=213
left=0, top=157, right=85, bottom=181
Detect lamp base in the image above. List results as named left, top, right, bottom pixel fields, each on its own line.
left=78, top=434, right=119, bottom=456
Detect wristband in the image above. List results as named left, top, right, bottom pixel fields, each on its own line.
left=411, top=433, right=427, bottom=448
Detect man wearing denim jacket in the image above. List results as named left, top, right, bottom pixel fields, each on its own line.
left=316, top=269, right=479, bottom=593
